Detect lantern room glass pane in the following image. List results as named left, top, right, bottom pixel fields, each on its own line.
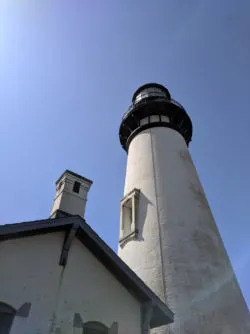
left=134, top=87, right=167, bottom=103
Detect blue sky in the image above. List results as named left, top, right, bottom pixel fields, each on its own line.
left=0, top=0, right=249, bottom=309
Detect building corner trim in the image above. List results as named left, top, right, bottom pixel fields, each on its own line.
left=59, top=222, right=79, bottom=266
left=141, top=301, right=153, bottom=334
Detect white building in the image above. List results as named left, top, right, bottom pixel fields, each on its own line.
left=0, top=170, right=173, bottom=334
left=0, top=83, right=249, bottom=334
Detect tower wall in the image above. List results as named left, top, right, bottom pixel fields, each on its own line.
left=118, top=126, right=250, bottom=333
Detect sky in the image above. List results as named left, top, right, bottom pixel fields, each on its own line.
left=0, top=0, right=249, bottom=309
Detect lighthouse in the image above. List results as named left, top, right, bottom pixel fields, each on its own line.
left=118, top=83, right=250, bottom=333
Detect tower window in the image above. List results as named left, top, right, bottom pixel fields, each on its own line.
left=122, top=199, right=133, bottom=236
left=73, top=181, right=81, bottom=193
left=119, top=188, right=140, bottom=244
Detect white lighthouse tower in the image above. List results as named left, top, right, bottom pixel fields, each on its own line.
left=118, top=83, right=250, bottom=333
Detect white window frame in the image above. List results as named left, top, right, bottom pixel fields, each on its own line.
left=119, top=188, right=140, bottom=244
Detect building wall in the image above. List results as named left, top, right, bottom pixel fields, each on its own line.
left=118, top=126, right=250, bottom=334
left=0, top=232, right=141, bottom=334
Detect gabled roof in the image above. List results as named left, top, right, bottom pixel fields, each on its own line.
left=0, top=216, right=174, bottom=328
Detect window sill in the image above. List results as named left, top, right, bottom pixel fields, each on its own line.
left=119, top=229, right=139, bottom=245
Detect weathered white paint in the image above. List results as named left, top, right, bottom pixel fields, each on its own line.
left=0, top=232, right=64, bottom=334
left=0, top=232, right=141, bottom=334
left=118, top=126, right=250, bottom=333
left=51, top=171, right=92, bottom=218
